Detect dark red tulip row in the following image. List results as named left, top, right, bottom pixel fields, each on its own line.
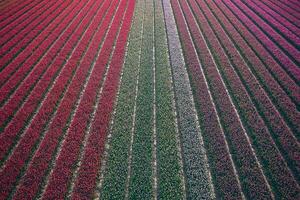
left=190, top=0, right=300, bottom=198
left=0, top=0, right=114, bottom=199
left=218, top=0, right=300, bottom=87
left=0, top=0, right=83, bottom=130
left=171, top=0, right=244, bottom=199
left=0, top=0, right=42, bottom=29
left=0, top=0, right=72, bottom=68
left=252, top=0, right=300, bottom=36
left=41, top=0, right=128, bottom=199
left=229, top=0, right=300, bottom=65
left=0, top=1, right=69, bottom=85
left=0, top=0, right=94, bottom=130
left=0, top=0, right=52, bottom=44
left=71, top=2, right=134, bottom=199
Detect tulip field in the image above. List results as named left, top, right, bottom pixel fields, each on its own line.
left=0, top=0, right=299, bottom=199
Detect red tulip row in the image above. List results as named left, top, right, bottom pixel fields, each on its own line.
left=0, top=0, right=33, bottom=22
left=219, top=0, right=300, bottom=86
left=267, top=0, right=300, bottom=20
left=0, top=0, right=41, bottom=29
left=0, top=1, right=73, bottom=86
left=0, top=0, right=100, bottom=164
left=0, top=0, right=51, bottom=43
left=261, top=0, right=300, bottom=28
left=281, top=0, right=300, bottom=11
left=0, top=0, right=101, bottom=170
left=203, top=0, right=300, bottom=138
left=210, top=0, right=300, bottom=110
left=0, top=0, right=72, bottom=68
left=241, top=0, right=300, bottom=47
left=191, top=0, right=300, bottom=198
left=0, top=0, right=113, bottom=199
left=253, top=0, right=300, bottom=36
left=0, top=0, right=91, bottom=130
left=0, top=1, right=63, bottom=79
left=177, top=0, right=276, bottom=198
left=13, top=1, right=118, bottom=198
left=71, top=2, right=134, bottom=199
left=0, top=0, right=83, bottom=130
left=170, top=0, right=244, bottom=199
left=230, top=0, right=300, bottom=65
left=41, top=0, right=128, bottom=198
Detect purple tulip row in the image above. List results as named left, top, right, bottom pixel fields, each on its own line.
left=219, top=0, right=300, bottom=88
left=191, top=0, right=300, bottom=198
left=209, top=0, right=300, bottom=109
left=252, top=0, right=300, bottom=36
left=241, top=0, right=300, bottom=46
left=171, top=0, right=244, bottom=198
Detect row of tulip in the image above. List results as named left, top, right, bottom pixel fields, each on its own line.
left=252, top=0, right=300, bottom=36
left=13, top=1, right=118, bottom=198
left=0, top=0, right=94, bottom=130
left=209, top=0, right=300, bottom=112
left=0, top=0, right=42, bottom=30
left=0, top=0, right=72, bottom=69
left=267, top=0, right=300, bottom=20
left=71, top=2, right=134, bottom=198
left=99, top=0, right=145, bottom=198
left=0, top=0, right=109, bottom=198
left=219, top=0, right=300, bottom=90
left=0, top=0, right=52, bottom=45
left=171, top=0, right=245, bottom=198
left=192, top=0, right=300, bottom=198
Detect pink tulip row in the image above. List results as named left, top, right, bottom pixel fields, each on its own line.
left=179, top=0, right=275, bottom=198
left=0, top=0, right=51, bottom=43
left=0, top=0, right=90, bottom=129
left=171, top=0, right=245, bottom=198
left=0, top=0, right=72, bottom=68
left=241, top=0, right=300, bottom=47
left=192, top=0, right=300, bottom=198
left=267, top=0, right=300, bottom=20
left=279, top=0, right=300, bottom=11
left=0, top=0, right=41, bottom=28
left=219, top=0, right=300, bottom=86
left=230, top=0, right=300, bottom=65
left=0, top=0, right=113, bottom=199
left=71, top=3, right=134, bottom=199
left=254, top=0, right=300, bottom=35
left=41, top=0, right=129, bottom=198
left=262, top=0, right=300, bottom=28
left=209, top=0, right=300, bottom=110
